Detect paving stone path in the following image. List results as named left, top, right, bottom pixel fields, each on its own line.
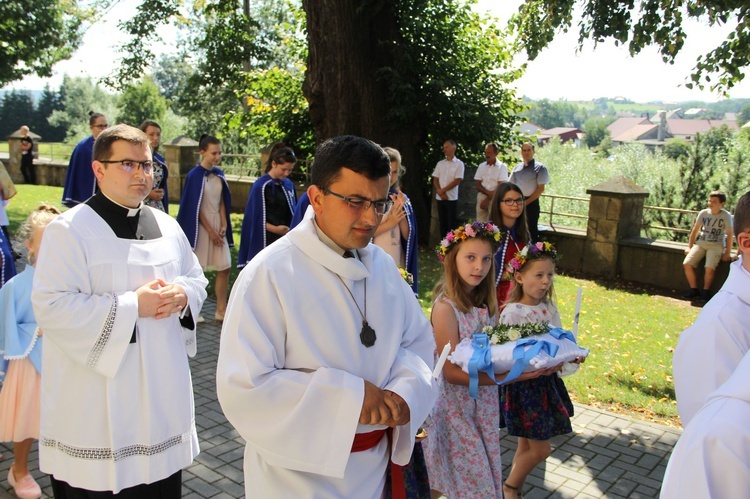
left=0, top=298, right=680, bottom=498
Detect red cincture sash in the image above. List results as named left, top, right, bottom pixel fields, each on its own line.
left=351, top=429, right=406, bottom=499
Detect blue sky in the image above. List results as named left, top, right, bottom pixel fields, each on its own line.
left=7, top=1, right=750, bottom=103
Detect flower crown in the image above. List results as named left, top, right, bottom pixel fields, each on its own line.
left=503, top=241, right=558, bottom=279
left=436, top=221, right=503, bottom=262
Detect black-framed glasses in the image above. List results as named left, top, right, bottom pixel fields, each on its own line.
left=100, top=159, right=154, bottom=174
left=501, top=197, right=524, bottom=206
left=322, top=188, right=392, bottom=216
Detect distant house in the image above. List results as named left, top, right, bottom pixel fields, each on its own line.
left=538, top=127, right=584, bottom=146
left=667, top=119, right=739, bottom=141
left=518, top=122, right=545, bottom=137
left=611, top=123, right=661, bottom=146
left=607, top=117, right=650, bottom=139
left=607, top=114, right=739, bottom=147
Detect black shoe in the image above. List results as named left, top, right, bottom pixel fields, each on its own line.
left=700, top=289, right=712, bottom=301
left=684, top=288, right=700, bottom=299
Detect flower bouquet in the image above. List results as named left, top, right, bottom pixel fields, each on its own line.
left=398, top=267, right=414, bottom=286
left=449, top=321, right=589, bottom=381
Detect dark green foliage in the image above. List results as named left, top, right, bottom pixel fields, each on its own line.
left=647, top=133, right=719, bottom=241
left=526, top=99, right=588, bottom=129
left=583, top=117, right=613, bottom=148
left=116, top=77, right=168, bottom=128
left=0, top=90, right=34, bottom=137
left=663, top=138, right=690, bottom=160
left=0, top=1, right=83, bottom=86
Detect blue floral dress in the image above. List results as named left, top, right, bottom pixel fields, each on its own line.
left=499, top=301, right=573, bottom=439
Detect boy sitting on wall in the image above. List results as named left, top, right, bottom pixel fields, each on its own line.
left=683, top=190, right=733, bottom=301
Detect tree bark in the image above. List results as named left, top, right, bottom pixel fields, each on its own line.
left=302, top=0, right=431, bottom=242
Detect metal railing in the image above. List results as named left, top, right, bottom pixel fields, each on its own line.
left=539, top=194, right=697, bottom=242
left=642, top=205, right=697, bottom=240
left=540, top=194, right=589, bottom=229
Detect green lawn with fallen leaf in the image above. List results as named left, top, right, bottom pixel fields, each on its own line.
left=8, top=186, right=696, bottom=426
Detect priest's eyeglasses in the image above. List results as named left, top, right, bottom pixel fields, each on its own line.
left=99, top=160, right=154, bottom=174
left=322, top=188, right=393, bottom=216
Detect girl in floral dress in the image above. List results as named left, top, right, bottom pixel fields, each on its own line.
left=0, top=204, right=60, bottom=499
left=499, top=243, right=582, bottom=499
left=425, top=222, right=548, bottom=498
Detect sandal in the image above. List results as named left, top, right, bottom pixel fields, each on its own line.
left=503, top=480, right=523, bottom=499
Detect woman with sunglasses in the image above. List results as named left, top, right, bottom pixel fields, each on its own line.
left=489, top=182, right=531, bottom=307
left=62, top=112, right=108, bottom=208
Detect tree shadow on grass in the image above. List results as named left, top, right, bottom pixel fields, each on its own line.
left=559, top=269, right=706, bottom=308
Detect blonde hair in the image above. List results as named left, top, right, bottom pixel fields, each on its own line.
left=505, top=254, right=557, bottom=307
left=16, top=204, right=61, bottom=244
left=433, top=238, right=498, bottom=316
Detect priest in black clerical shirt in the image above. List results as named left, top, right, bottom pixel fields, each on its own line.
left=32, top=124, right=208, bottom=498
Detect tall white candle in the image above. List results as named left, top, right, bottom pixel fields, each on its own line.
left=432, top=342, right=452, bottom=378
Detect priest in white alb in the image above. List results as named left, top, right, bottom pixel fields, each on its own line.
left=217, top=135, right=438, bottom=497
left=661, top=349, right=750, bottom=498
left=32, top=124, right=207, bottom=496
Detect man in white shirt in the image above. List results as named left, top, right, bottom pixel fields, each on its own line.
left=432, top=139, right=465, bottom=238
left=474, top=142, right=508, bottom=221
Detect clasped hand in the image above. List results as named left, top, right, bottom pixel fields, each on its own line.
left=136, top=279, right=188, bottom=319
left=360, top=380, right=411, bottom=427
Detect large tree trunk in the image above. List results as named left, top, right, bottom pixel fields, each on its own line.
left=302, top=0, right=431, bottom=242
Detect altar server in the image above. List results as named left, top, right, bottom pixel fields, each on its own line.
left=217, top=135, right=438, bottom=498
left=661, top=349, right=750, bottom=498
left=32, top=124, right=207, bottom=496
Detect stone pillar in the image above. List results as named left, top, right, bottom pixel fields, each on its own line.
left=6, top=128, right=41, bottom=183
left=583, top=176, right=649, bottom=278
left=163, top=136, right=199, bottom=203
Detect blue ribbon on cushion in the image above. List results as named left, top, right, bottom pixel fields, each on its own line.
left=548, top=327, right=577, bottom=343
left=468, top=333, right=497, bottom=399
left=499, top=338, right=559, bottom=386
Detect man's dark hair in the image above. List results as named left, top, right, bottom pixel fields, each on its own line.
left=733, top=190, right=750, bottom=236
left=311, top=136, right=390, bottom=190
left=709, top=190, right=727, bottom=204
left=485, top=142, right=498, bottom=153
left=93, top=124, right=148, bottom=162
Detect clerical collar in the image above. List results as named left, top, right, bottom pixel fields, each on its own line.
left=95, top=190, right=143, bottom=217
left=524, top=159, right=535, bottom=169
left=313, top=217, right=358, bottom=259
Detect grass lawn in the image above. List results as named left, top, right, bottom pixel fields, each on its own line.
left=8, top=185, right=695, bottom=426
